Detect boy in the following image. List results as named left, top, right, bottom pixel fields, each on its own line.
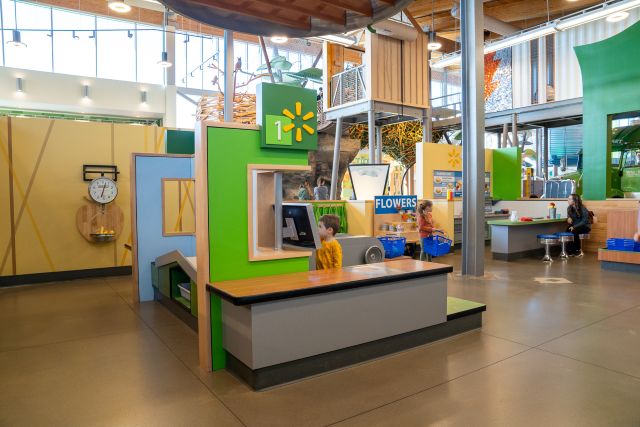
left=316, top=214, right=343, bottom=270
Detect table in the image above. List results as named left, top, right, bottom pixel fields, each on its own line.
left=487, top=218, right=567, bottom=261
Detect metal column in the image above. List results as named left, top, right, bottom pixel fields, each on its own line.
left=375, top=126, right=382, bottom=163
left=329, top=117, right=343, bottom=200
left=223, top=30, right=234, bottom=122
left=368, top=107, right=375, bottom=164
left=461, top=0, right=485, bottom=276
left=502, top=123, right=509, bottom=148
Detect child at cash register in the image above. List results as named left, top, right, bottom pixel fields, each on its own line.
left=316, top=214, right=343, bottom=270
left=418, top=200, right=435, bottom=262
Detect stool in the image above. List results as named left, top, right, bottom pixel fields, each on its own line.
left=538, top=234, right=559, bottom=262
left=556, top=232, right=574, bottom=260
left=577, top=233, right=590, bottom=257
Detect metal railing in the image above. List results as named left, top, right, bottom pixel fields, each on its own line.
left=330, top=65, right=366, bottom=107
left=431, top=93, right=462, bottom=121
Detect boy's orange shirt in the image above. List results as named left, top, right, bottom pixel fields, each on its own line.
left=316, top=239, right=343, bottom=270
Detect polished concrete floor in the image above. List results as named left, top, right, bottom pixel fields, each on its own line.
left=1, top=251, right=639, bottom=426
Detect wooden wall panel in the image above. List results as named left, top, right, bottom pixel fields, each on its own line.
left=367, top=32, right=429, bottom=109
left=581, top=200, right=639, bottom=253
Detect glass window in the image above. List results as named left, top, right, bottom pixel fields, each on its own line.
left=4, top=0, right=53, bottom=72
left=186, top=33, right=203, bottom=89
left=202, top=36, right=219, bottom=92
left=52, top=9, right=96, bottom=77
left=175, top=32, right=187, bottom=87
left=136, top=23, right=163, bottom=85
left=546, top=34, right=555, bottom=102
left=97, top=17, right=135, bottom=81
left=530, top=39, right=539, bottom=105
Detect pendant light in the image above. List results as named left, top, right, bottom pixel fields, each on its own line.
left=157, top=9, right=172, bottom=67
left=426, top=0, right=441, bottom=51
left=108, top=0, right=131, bottom=13
left=6, top=1, right=26, bottom=48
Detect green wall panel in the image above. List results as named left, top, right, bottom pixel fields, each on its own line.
left=166, top=129, right=195, bottom=155
left=206, top=126, right=310, bottom=369
left=492, top=147, right=521, bottom=200
left=576, top=21, right=640, bottom=200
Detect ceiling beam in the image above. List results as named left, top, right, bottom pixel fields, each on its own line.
left=318, top=0, right=373, bottom=16
left=252, top=0, right=346, bottom=25
left=188, top=0, right=311, bottom=29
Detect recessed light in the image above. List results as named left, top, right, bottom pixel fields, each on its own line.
left=108, top=0, right=131, bottom=13
left=270, top=36, right=288, bottom=44
left=606, top=11, right=629, bottom=22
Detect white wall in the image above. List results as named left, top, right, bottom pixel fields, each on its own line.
left=0, top=67, right=165, bottom=119
left=494, top=200, right=569, bottom=218
left=511, top=11, right=640, bottom=105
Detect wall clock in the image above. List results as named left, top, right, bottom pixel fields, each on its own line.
left=88, top=177, right=118, bottom=204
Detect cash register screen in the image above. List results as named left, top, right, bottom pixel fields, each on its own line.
left=281, top=203, right=321, bottom=249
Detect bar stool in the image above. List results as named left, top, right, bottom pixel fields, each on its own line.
left=577, top=233, right=590, bottom=257
left=538, top=234, right=559, bottom=263
left=556, top=232, right=574, bottom=260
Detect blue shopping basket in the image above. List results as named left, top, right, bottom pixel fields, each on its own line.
left=423, top=230, right=452, bottom=257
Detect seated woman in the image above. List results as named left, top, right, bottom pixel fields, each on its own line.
left=566, top=194, right=591, bottom=256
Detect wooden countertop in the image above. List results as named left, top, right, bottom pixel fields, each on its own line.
left=208, top=259, right=453, bottom=306
left=487, top=218, right=566, bottom=226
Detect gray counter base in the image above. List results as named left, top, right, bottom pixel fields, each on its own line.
left=490, top=222, right=566, bottom=261
left=227, top=312, right=483, bottom=391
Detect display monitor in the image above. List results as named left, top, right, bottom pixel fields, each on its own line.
left=348, top=164, right=390, bottom=200
left=281, top=203, right=321, bottom=249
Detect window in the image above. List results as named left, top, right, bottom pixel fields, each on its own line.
left=162, top=179, right=196, bottom=236
left=136, top=24, right=163, bottom=85
left=97, top=17, right=135, bottom=81
left=530, top=39, right=539, bottom=104
left=545, top=34, right=555, bottom=102
left=186, top=34, right=203, bottom=89
left=52, top=9, right=96, bottom=77
left=201, top=36, right=219, bottom=92
left=4, top=0, right=53, bottom=72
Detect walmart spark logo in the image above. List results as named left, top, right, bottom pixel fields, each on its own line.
left=282, top=102, right=315, bottom=142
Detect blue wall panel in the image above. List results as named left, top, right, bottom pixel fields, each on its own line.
left=135, top=156, right=195, bottom=301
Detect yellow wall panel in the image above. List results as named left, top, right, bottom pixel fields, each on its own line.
left=0, top=117, right=12, bottom=276
left=0, top=117, right=165, bottom=277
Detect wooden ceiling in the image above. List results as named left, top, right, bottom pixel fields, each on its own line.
left=407, top=0, right=605, bottom=51
left=159, top=0, right=414, bottom=37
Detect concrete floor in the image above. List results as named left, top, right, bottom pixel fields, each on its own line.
left=1, top=251, right=639, bottom=426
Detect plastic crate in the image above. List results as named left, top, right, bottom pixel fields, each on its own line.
left=606, top=238, right=635, bottom=251
left=177, top=282, right=191, bottom=301
left=423, top=233, right=452, bottom=257
left=377, top=236, right=407, bottom=258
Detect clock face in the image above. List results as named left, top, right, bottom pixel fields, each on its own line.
left=88, top=177, right=118, bottom=204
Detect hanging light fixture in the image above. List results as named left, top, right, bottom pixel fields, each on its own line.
left=606, top=10, right=629, bottom=22
left=427, top=32, right=442, bottom=51
left=6, top=1, right=26, bottom=48
left=426, top=0, right=441, bottom=51
left=270, top=35, right=288, bottom=44
left=157, top=9, right=173, bottom=67
left=108, top=0, right=132, bottom=13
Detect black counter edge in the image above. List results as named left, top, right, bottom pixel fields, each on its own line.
left=0, top=266, right=132, bottom=287
left=446, top=304, right=486, bottom=321
left=207, top=266, right=454, bottom=306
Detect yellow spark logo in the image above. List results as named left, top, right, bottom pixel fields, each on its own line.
left=282, top=101, right=315, bottom=142
left=448, top=147, right=461, bottom=168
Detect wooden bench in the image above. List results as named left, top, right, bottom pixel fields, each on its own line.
left=598, top=207, right=640, bottom=272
